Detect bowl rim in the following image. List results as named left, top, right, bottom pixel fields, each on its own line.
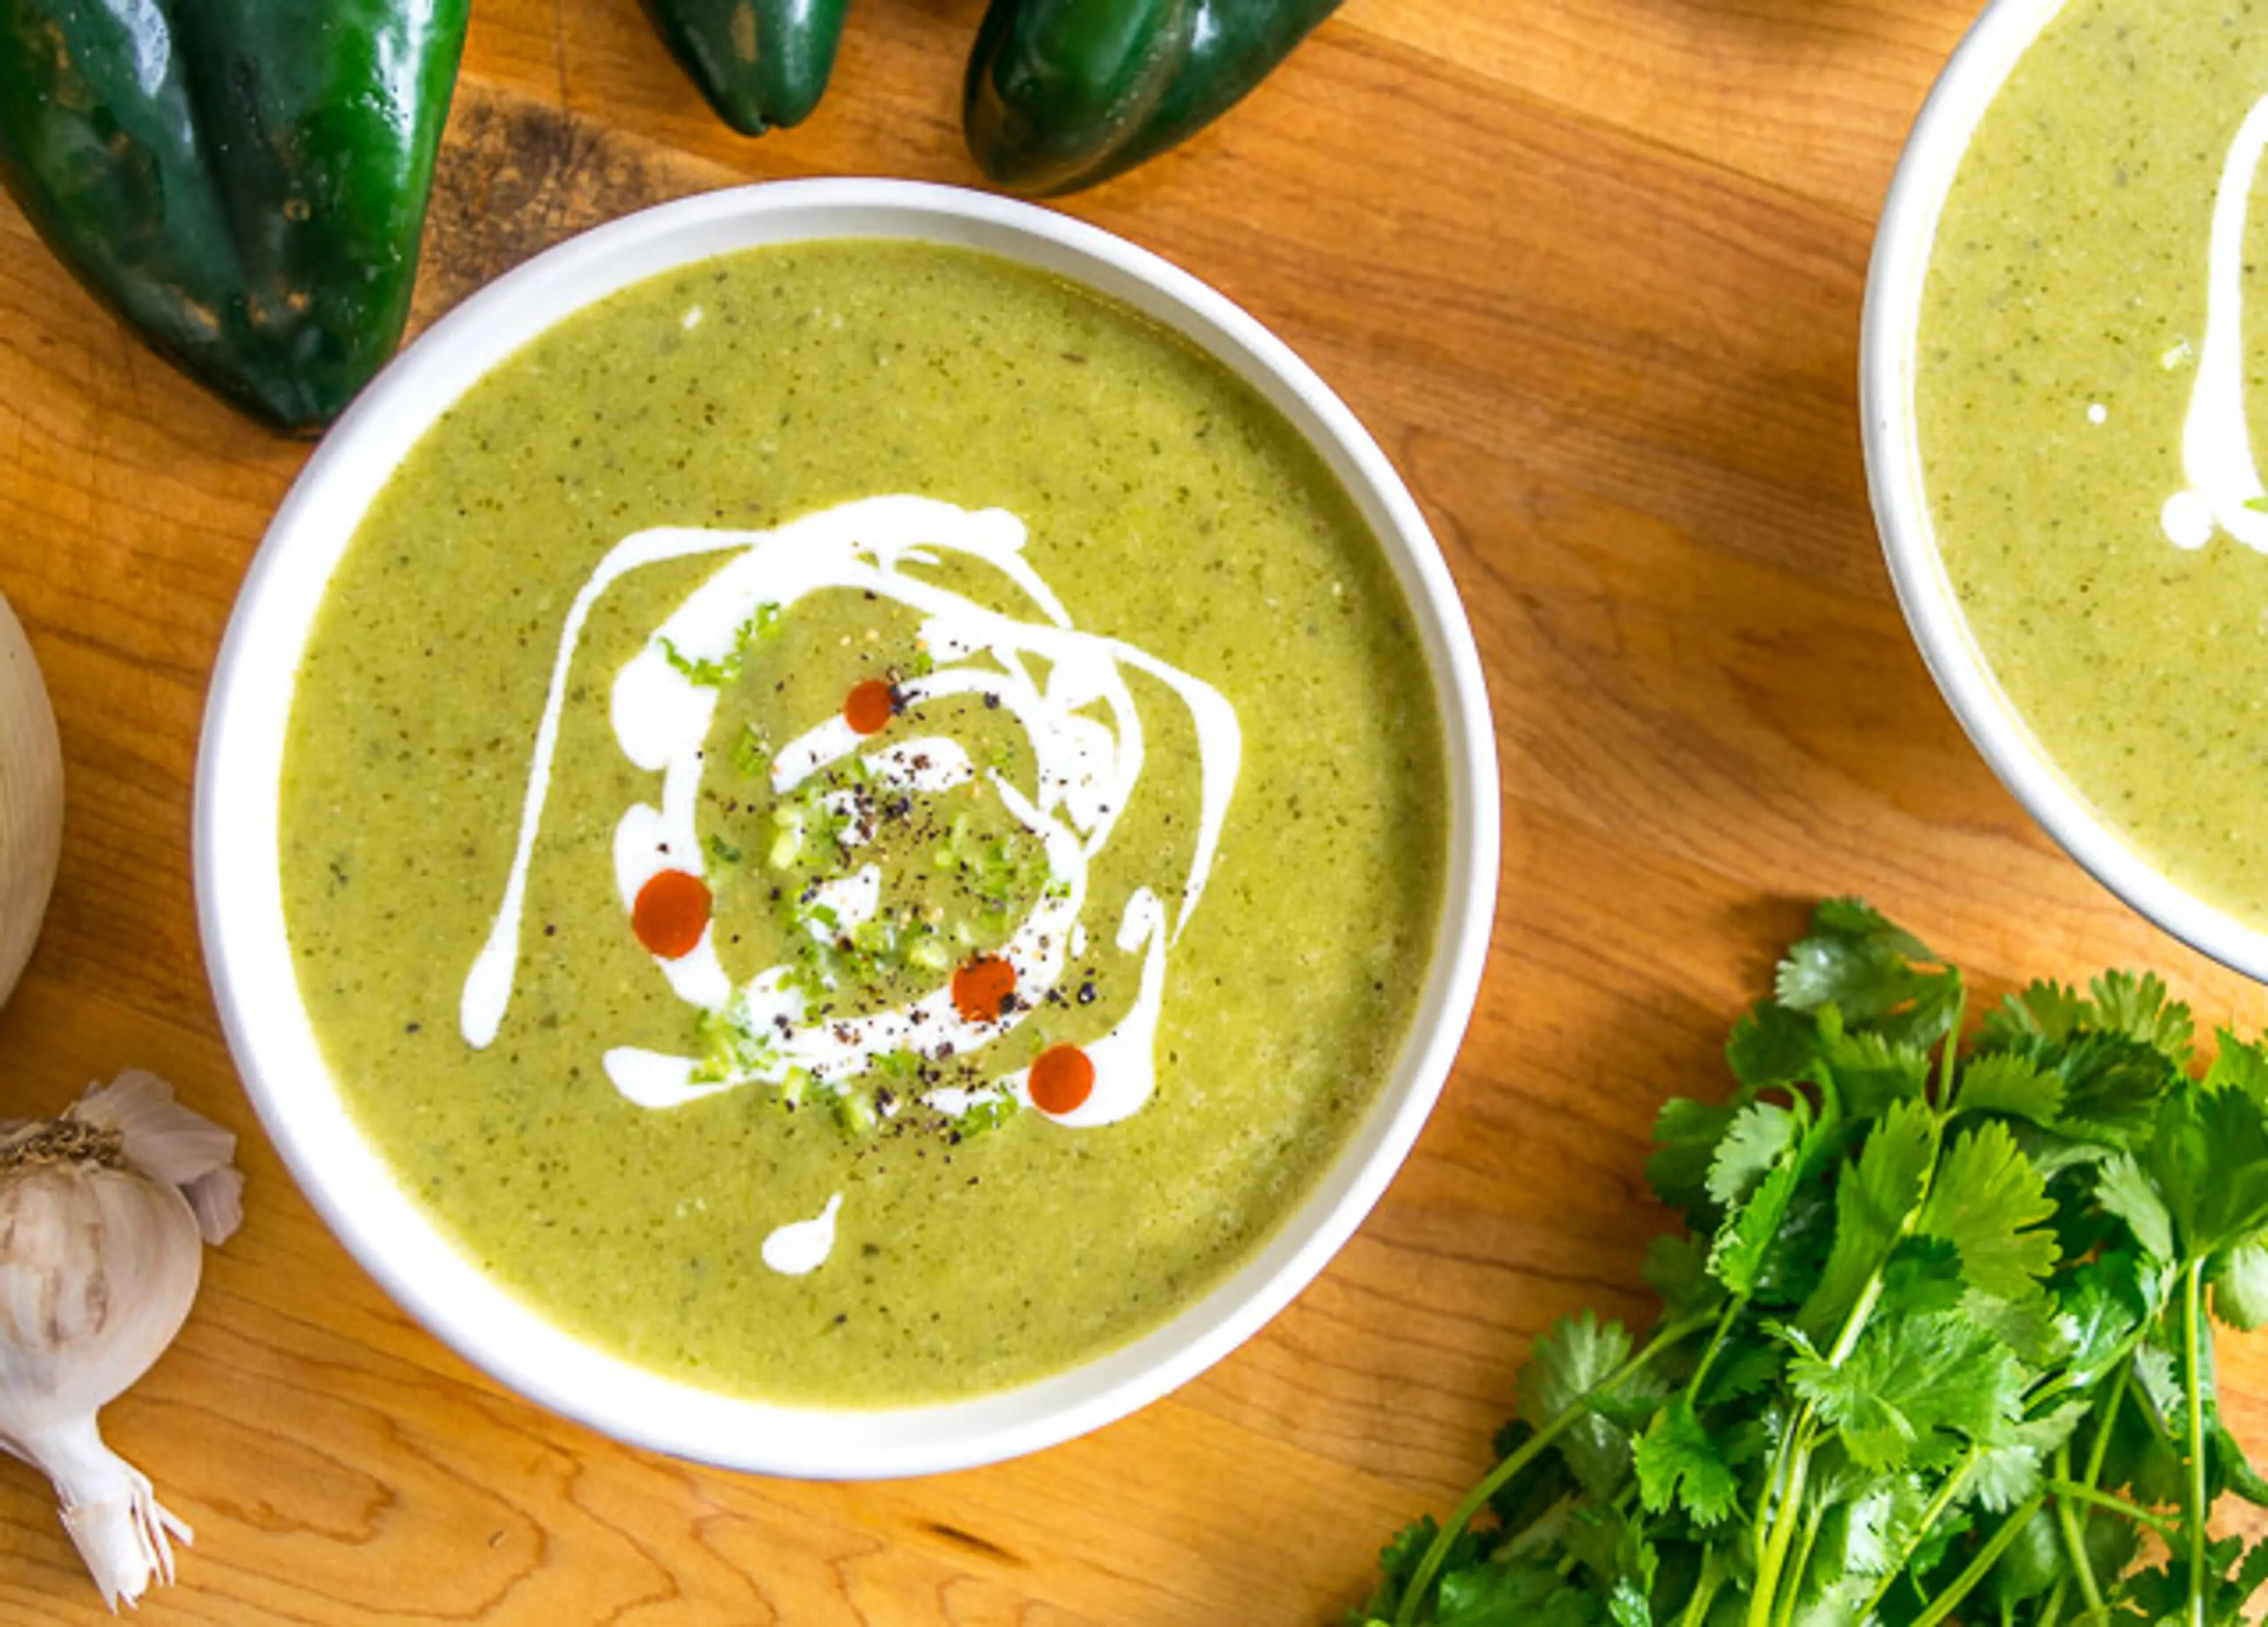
left=1862, top=0, right=2268, bottom=984
left=194, top=176, right=1503, bottom=1478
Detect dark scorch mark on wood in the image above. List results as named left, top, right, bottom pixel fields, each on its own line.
left=410, top=87, right=731, bottom=333
left=923, top=1519, right=1024, bottom=1567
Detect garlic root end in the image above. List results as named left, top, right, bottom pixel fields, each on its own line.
left=27, top=1414, right=192, bottom=1612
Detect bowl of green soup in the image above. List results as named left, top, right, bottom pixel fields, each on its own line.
left=1867, top=0, right=2268, bottom=978
left=195, top=179, right=1497, bottom=1474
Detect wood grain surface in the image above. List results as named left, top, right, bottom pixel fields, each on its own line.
left=0, top=0, right=2260, bottom=1621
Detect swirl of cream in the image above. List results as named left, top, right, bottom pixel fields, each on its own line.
left=461, top=496, right=1240, bottom=1137
left=2163, top=92, right=2268, bottom=551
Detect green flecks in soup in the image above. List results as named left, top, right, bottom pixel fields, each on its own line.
left=1919, top=2, right=2268, bottom=922
left=278, top=240, right=1449, bottom=1405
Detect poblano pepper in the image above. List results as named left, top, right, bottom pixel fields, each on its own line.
left=962, top=0, right=1340, bottom=196
left=640, top=1, right=852, bottom=136
left=0, top=1, right=468, bottom=432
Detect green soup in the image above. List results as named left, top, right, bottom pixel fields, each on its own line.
left=279, top=240, right=1449, bottom=1405
left=1919, top=1, right=2268, bottom=922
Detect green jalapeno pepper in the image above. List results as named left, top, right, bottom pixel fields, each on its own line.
left=640, top=1, right=853, bottom=136
left=0, top=0, right=468, bottom=432
left=963, top=0, right=1340, bottom=196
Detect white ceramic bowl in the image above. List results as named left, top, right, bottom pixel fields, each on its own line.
left=195, top=178, right=1500, bottom=1477
left=1862, top=0, right=2268, bottom=980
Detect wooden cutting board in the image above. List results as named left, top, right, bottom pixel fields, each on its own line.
left=1, top=0, right=2260, bottom=1620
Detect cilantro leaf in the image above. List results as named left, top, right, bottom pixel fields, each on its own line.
left=1981, top=979, right=2091, bottom=1048
left=2089, top=969, right=2194, bottom=1059
left=1966, top=1401, right=2085, bottom=1514
left=1914, top=1119, right=2058, bottom=1304
left=1775, top=897, right=1960, bottom=1048
left=1726, top=998, right=1817, bottom=1094
left=2210, top=1239, right=2268, bottom=1331
left=1432, top=1560, right=1596, bottom=1627
left=1640, top=1234, right=1722, bottom=1321
left=2133, top=1338, right=2184, bottom=1428
left=2098, top=1151, right=2176, bottom=1264
left=1981, top=1503, right=2063, bottom=1608
left=1516, top=1313, right=1643, bottom=1502
left=1632, top=1395, right=1736, bottom=1525
left=2152, top=1084, right=2268, bottom=1255
left=1952, top=1050, right=2064, bottom=1126
left=1706, top=1101, right=1803, bottom=1209
left=1559, top=1509, right=1655, bottom=1627
left=2059, top=1248, right=2153, bottom=1385
left=1709, top=1147, right=1803, bottom=1299
left=1647, top=1099, right=1735, bottom=1221
left=1788, top=1311, right=2027, bottom=1473
left=1797, top=1096, right=1935, bottom=1340
left=2205, top=1030, right=2268, bottom=1108
left=2044, top=1031, right=2181, bottom=1144
left=1818, top=1025, right=1931, bottom=1119
left=1817, top=1471, right=1930, bottom=1578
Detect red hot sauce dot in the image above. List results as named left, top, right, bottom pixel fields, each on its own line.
left=633, top=869, right=711, bottom=959
left=950, top=955, right=1018, bottom=1023
left=1029, top=1044, right=1096, bottom=1116
left=843, top=678, right=897, bottom=736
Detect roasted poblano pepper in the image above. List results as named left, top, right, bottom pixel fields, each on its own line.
left=963, top=0, right=1340, bottom=196
left=0, top=1, right=468, bottom=432
left=641, top=1, right=853, bottom=136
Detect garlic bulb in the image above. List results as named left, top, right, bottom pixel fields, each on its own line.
left=0, top=592, right=62, bottom=1007
left=0, top=1070, right=243, bottom=1610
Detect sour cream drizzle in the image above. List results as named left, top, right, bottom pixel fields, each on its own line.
left=460, top=497, right=1242, bottom=1270
left=759, top=1193, right=842, bottom=1275
left=2164, top=92, right=2268, bottom=552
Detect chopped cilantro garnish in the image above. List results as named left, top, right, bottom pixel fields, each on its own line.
left=689, top=998, right=778, bottom=1084
left=733, top=724, right=770, bottom=778
left=767, top=809, right=804, bottom=870
left=658, top=636, right=731, bottom=686
left=831, top=1088, right=878, bottom=1138
left=956, top=1095, right=1019, bottom=1138
left=706, top=833, right=741, bottom=865
left=656, top=603, right=785, bottom=688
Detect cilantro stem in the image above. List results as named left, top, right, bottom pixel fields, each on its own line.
left=2048, top=1444, right=2107, bottom=1621
left=2037, top=1578, right=2068, bottom=1627
left=1772, top=1493, right=1828, bottom=1627
left=1677, top=1545, right=1723, bottom=1627
left=1682, top=1291, right=1748, bottom=1403
left=2083, top=1363, right=2127, bottom=1486
left=2044, top=1476, right=2178, bottom=1538
left=1908, top=1490, right=2048, bottom=1627
left=2044, top=1362, right=2127, bottom=1627
left=1746, top=1413, right=1817, bottom=1627
left=2185, top=1255, right=2209, bottom=1627
left=1389, top=1311, right=1715, bottom=1627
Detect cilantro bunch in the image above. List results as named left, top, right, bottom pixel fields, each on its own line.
left=1350, top=900, right=2268, bottom=1626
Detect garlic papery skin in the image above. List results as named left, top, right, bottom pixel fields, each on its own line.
left=0, top=1073, right=242, bottom=1610
left=0, top=593, right=62, bottom=1009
